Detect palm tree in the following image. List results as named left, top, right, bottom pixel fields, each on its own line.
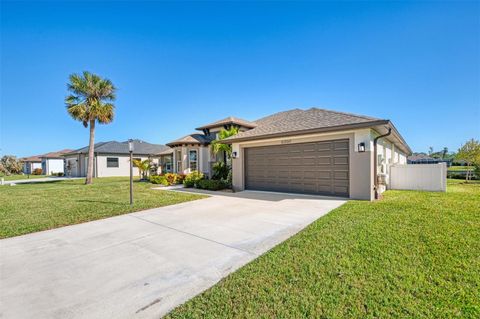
left=65, top=71, right=116, bottom=184
left=211, top=126, right=239, bottom=162
left=133, top=159, right=152, bottom=180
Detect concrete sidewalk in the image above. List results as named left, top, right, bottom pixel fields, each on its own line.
left=0, top=191, right=346, bottom=319
left=1, top=176, right=82, bottom=185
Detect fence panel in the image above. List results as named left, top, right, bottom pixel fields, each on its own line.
left=390, top=163, right=447, bottom=192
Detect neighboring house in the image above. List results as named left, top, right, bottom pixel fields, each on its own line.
left=21, top=149, right=73, bottom=175
left=407, top=154, right=452, bottom=166
left=63, top=140, right=168, bottom=178
left=41, top=149, right=73, bottom=175
left=21, top=155, right=42, bottom=174
left=163, top=116, right=256, bottom=176
left=164, top=108, right=411, bottom=200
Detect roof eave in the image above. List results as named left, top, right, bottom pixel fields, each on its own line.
left=195, top=124, right=257, bottom=131
left=224, top=120, right=390, bottom=144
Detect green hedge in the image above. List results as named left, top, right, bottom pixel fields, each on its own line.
left=196, top=179, right=228, bottom=191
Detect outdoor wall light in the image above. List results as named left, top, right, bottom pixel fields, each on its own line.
left=358, top=142, right=366, bottom=152
left=232, top=151, right=238, bottom=158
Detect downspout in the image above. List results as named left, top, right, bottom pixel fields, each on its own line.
left=373, top=127, right=392, bottom=200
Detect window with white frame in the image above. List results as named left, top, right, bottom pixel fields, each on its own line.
left=164, top=156, right=172, bottom=172
left=189, top=150, right=198, bottom=171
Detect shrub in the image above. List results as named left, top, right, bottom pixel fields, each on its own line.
left=212, top=162, right=230, bottom=180
left=164, top=173, right=179, bottom=185
left=32, top=168, right=43, bottom=175
left=196, top=179, right=227, bottom=191
left=184, top=171, right=204, bottom=187
left=176, top=174, right=186, bottom=184
left=149, top=175, right=169, bottom=186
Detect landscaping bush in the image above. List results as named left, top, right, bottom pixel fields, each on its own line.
left=164, top=173, right=180, bottom=185
left=176, top=174, right=186, bottom=184
left=212, top=162, right=230, bottom=180
left=32, top=168, right=43, bottom=175
left=196, top=179, right=228, bottom=191
left=149, top=175, right=169, bottom=186
left=184, top=171, right=204, bottom=187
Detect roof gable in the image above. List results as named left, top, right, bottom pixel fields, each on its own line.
left=195, top=116, right=256, bottom=131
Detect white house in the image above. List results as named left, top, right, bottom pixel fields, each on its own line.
left=21, top=149, right=72, bottom=175
left=63, top=140, right=168, bottom=178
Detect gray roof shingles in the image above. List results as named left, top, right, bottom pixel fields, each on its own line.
left=195, top=116, right=257, bottom=130
left=166, top=133, right=215, bottom=146
left=66, top=140, right=169, bottom=156
left=225, top=108, right=384, bottom=141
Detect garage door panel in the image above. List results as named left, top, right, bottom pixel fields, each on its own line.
left=245, top=139, right=349, bottom=197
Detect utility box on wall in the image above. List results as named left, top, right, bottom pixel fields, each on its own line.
left=390, top=163, right=447, bottom=192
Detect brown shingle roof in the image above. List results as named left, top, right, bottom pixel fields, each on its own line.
left=225, top=108, right=385, bottom=142
left=166, top=133, right=215, bottom=147
left=21, top=149, right=73, bottom=161
left=195, top=116, right=257, bottom=130
left=41, top=149, right=74, bottom=158
left=21, top=155, right=42, bottom=162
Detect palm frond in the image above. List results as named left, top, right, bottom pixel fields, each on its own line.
left=65, top=71, right=117, bottom=127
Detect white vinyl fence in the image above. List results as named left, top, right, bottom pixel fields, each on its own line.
left=390, top=163, right=447, bottom=192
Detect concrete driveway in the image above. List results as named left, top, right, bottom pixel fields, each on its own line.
left=0, top=190, right=346, bottom=319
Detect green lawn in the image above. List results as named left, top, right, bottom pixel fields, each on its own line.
left=0, top=177, right=206, bottom=238
left=448, top=166, right=474, bottom=171
left=0, top=174, right=46, bottom=181
left=166, top=180, right=480, bottom=319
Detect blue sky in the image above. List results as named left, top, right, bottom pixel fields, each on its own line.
left=1, top=1, right=479, bottom=157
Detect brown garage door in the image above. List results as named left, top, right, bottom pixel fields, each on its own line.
left=245, top=139, right=349, bottom=196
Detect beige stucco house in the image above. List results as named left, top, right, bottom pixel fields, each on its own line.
left=165, top=108, right=411, bottom=201
left=63, top=140, right=168, bottom=178
left=225, top=108, right=411, bottom=201
left=162, top=117, right=256, bottom=176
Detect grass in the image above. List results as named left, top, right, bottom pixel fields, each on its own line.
left=0, top=174, right=46, bottom=181
left=0, top=177, right=206, bottom=238
left=166, top=179, right=480, bottom=319
left=448, top=166, right=474, bottom=171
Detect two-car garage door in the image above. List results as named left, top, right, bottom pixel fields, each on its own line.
left=244, top=139, right=349, bottom=197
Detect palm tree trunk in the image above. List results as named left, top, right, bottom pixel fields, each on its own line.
left=86, top=119, right=95, bottom=184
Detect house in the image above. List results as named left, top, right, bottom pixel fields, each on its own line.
left=21, top=155, right=42, bottom=174
left=41, top=149, right=73, bottom=175
left=21, top=149, right=73, bottom=175
left=163, top=116, right=256, bottom=177
left=165, top=108, right=411, bottom=200
left=63, top=140, right=168, bottom=178
left=407, top=154, right=452, bottom=166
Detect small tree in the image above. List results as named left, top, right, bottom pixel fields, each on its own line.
left=133, top=159, right=152, bottom=180
left=456, top=138, right=480, bottom=182
left=211, top=127, right=239, bottom=163
left=442, top=147, right=448, bottom=159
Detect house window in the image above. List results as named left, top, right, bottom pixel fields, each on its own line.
left=163, top=156, right=173, bottom=172
left=107, top=157, right=119, bottom=168
left=189, top=150, right=198, bottom=171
